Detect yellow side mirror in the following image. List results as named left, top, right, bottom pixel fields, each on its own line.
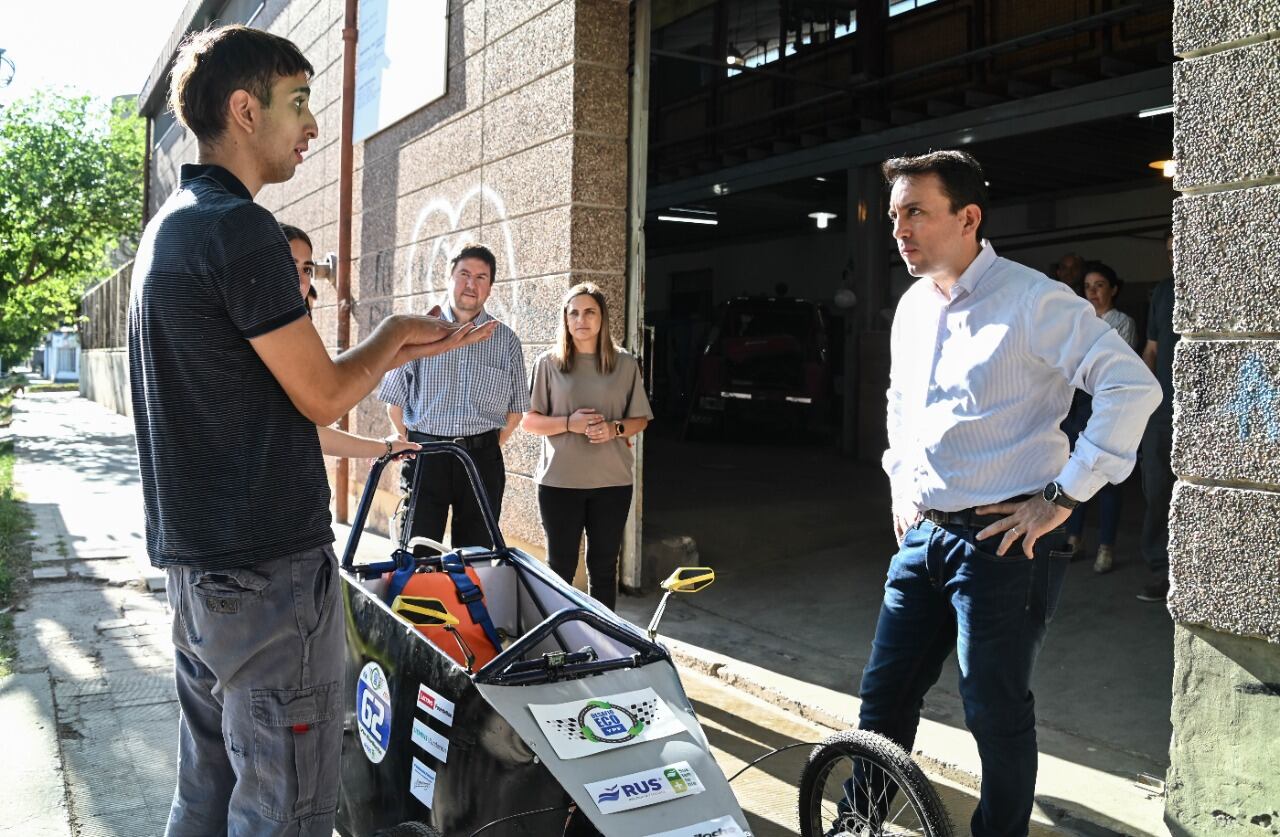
left=660, top=566, right=715, bottom=594
left=392, top=595, right=460, bottom=628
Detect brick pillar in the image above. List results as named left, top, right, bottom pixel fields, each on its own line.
left=1166, top=4, right=1280, bottom=832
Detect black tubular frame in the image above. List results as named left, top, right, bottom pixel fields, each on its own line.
left=340, top=443, right=506, bottom=572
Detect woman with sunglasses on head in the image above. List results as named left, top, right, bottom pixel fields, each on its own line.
left=521, top=283, right=652, bottom=610
left=281, top=224, right=421, bottom=460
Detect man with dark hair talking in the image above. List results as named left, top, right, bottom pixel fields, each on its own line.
left=856, top=149, right=1159, bottom=837
left=128, top=25, right=494, bottom=836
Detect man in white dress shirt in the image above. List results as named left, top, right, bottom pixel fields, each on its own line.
left=854, top=150, right=1160, bottom=837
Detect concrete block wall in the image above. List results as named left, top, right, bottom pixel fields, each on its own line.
left=1167, top=3, right=1280, bottom=833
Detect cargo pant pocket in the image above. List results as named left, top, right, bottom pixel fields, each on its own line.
left=251, top=683, right=339, bottom=822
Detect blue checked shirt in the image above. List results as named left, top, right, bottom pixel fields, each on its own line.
left=377, top=308, right=530, bottom=435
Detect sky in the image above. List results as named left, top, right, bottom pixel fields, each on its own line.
left=1, top=2, right=188, bottom=107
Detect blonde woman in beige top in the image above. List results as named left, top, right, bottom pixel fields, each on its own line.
left=521, top=283, right=653, bottom=609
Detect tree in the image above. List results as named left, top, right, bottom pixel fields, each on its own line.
left=0, top=92, right=144, bottom=365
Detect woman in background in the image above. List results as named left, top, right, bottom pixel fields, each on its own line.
left=1065, top=260, right=1138, bottom=574
left=282, top=224, right=420, bottom=460
left=521, top=283, right=652, bottom=610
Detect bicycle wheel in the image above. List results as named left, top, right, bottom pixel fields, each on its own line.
left=798, top=730, right=952, bottom=837
left=383, top=822, right=443, bottom=837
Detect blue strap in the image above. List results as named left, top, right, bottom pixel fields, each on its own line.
left=383, top=549, right=417, bottom=604
left=440, top=553, right=504, bottom=656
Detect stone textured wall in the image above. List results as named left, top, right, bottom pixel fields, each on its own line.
left=1167, top=2, right=1280, bottom=832
left=149, top=0, right=632, bottom=550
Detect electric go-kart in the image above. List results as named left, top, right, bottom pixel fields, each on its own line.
left=336, top=444, right=952, bottom=837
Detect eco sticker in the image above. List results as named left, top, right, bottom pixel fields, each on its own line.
left=356, top=661, right=392, bottom=764
left=645, top=815, right=748, bottom=837
left=528, top=688, right=684, bottom=760
left=585, top=760, right=705, bottom=814
left=409, top=756, right=437, bottom=809
left=412, top=717, right=450, bottom=763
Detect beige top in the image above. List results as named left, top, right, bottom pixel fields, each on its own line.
left=529, top=349, right=653, bottom=488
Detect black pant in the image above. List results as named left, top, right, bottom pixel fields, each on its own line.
left=537, top=484, right=633, bottom=611
left=1140, top=420, right=1173, bottom=580
left=402, top=433, right=505, bottom=554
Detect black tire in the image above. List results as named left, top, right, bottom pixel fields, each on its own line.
left=798, top=730, right=952, bottom=837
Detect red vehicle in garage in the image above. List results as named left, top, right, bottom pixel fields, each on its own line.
left=686, top=296, right=833, bottom=438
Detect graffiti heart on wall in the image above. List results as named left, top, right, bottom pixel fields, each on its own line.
left=401, top=184, right=518, bottom=321
left=1225, top=353, right=1280, bottom=442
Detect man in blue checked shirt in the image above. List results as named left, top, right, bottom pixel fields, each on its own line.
left=379, top=243, right=530, bottom=553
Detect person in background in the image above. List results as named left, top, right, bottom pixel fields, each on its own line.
left=281, top=223, right=420, bottom=460
left=1064, top=260, right=1138, bottom=574
left=379, top=243, right=529, bottom=554
left=1137, top=231, right=1177, bottom=602
left=1055, top=252, right=1085, bottom=296
left=521, top=283, right=652, bottom=610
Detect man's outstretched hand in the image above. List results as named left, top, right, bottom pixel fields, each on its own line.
left=391, top=305, right=497, bottom=366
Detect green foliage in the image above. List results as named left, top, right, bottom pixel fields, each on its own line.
left=0, top=439, right=31, bottom=674
left=0, top=92, right=144, bottom=366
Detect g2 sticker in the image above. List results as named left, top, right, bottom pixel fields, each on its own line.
left=356, top=662, right=392, bottom=764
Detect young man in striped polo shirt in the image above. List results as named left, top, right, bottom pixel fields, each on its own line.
left=379, top=243, right=530, bottom=554
left=127, top=25, right=494, bottom=837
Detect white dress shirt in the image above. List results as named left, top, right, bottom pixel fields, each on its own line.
left=884, top=243, right=1161, bottom=514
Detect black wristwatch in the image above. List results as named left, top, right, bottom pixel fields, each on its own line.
left=613, top=421, right=625, bottom=437
left=1042, top=481, right=1080, bottom=509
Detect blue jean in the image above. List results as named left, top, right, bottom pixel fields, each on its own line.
left=1064, top=481, right=1122, bottom=546
left=857, top=520, right=1070, bottom=837
left=164, top=546, right=343, bottom=837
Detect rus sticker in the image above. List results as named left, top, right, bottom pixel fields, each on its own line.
left=356, top=661, right=392, bottom=764
left=416, top=682, right=455, bottom=727
left=585, top=760, right=705, bottom=814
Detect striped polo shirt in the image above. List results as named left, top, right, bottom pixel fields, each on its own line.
left=128, top=164, right=334, bottom=569
left=377, top=307, right=530, bottom=435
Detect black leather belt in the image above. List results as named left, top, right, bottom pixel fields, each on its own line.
left=923, top=495, right=1033, bottom=528
left=409, top=430, right=499, bottom=451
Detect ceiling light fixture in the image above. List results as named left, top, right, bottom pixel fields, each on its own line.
left=713, top=183, right=730, bottom=196
left=668, top=207, right=717, bottom=216
left=1139, top=105, right=1175, bottom=118
left=658, top=215, right=719, bottom=225
left=809, top=211, right=837, bottom=230
left=1148, top=159, right=1177, bottom=178
left=726, top=45, right=745, bottom=66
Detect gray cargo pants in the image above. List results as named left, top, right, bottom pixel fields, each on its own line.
left=164, top=545, right=343, bottom=836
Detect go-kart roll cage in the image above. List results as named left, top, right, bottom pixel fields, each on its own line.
left=339, top=443, right=670, bottom=686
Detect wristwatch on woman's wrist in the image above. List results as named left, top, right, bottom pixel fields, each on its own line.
left=614, top=421, right=625, bottom=437
left=385, top=439, right=394, bottom=456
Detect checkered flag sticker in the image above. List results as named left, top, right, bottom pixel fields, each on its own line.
left=528, top=688, right=685, bottom=760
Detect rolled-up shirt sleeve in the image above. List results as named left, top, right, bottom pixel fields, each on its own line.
left=1026, top=282, right=1162, bottom=501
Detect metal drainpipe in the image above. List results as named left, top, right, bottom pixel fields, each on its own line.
left=335, top=0, right=358, bottom=523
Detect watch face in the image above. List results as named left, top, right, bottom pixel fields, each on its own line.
left=1043, top=483, right=1057, bottom=502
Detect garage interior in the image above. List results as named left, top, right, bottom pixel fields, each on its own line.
left=629, top=0, right=1178, bottom=793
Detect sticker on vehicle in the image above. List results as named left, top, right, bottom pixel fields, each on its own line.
left=412, top=717, right=450, bottom=763
left=528, top=688, right=684, bottom=760
left=409, top=756, right=437, bottom=809
left=416, top=682, right=455, bottom=727
left=356, top=661, right=392, bottom=764
left=585, top=760, right=705, bottom=814
left=645, top=815, right=747, bottom=837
